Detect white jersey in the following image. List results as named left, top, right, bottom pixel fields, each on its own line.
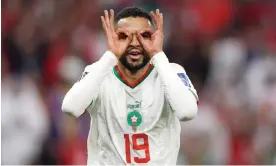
left=62, top=51, right=198, bottom=165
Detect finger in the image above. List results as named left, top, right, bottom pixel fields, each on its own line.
left=116, top=28, right=131, bottom=43
left=156, top=9, right=160, bottom=17
left=160, top=13, right=163, bottom=33
left=156, top=9, right=162, bottom=31
left=101, top=16, right=108, bottom=35
left=137, top=32, right=146, bottom=45
left=104, top=10, right=111, bottom=29
left=110, top=9, right=115, bottom=33
left=116, top=28, right=130, bottom=36
left=126, top=33, right=133, bottom=44
left=139, top=28, right=154, bottom=35
left=150, top=11, right=159, bottom=30
left=137, top=32, right=151, bottom=51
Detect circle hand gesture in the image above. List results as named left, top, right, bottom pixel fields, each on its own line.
left=101, top=9, right=132, bottom=58
left=137, top=9, right=164, bottom=58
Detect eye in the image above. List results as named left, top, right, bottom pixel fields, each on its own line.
left=118, top=33, right=128, bottom=40
left=141, top=32, right=151, bottom=39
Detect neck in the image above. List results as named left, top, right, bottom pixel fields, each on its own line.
left=117, top=63, right=150, bottom=83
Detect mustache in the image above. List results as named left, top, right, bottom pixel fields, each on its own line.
left=126, top=46, right=144, bottom=53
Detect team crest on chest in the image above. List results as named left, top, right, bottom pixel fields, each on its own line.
left=126, top=101, right=142, bottom=132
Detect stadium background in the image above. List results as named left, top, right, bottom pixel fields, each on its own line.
left=1, top=0, right=276, bottom=164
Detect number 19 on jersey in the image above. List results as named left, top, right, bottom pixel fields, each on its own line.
left=124, top=134, right=150, bottom=163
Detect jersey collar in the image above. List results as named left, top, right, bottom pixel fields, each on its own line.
left=113, top=64, right=154, bottom=89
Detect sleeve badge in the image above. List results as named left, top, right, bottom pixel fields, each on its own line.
left=177, top=73, right=191, bottom=87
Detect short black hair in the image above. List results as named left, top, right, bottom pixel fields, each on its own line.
left=115, top=6, right=152, bottom=24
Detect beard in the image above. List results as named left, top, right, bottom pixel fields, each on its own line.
left=119, top=47, right=150, bottom=72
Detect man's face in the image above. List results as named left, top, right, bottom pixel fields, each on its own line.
left=116, top=17, right=152, bottom=71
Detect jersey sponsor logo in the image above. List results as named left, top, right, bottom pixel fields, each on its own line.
left=127, top=102, right=141, bottom=109
left=177, top=73, right=191, bottom=87
left=79, top=72, right=88, bottom=81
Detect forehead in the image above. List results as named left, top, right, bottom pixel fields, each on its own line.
left=116, top=17, right=152, bottom=32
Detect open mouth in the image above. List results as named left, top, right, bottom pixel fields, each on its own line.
left=128, top=50, right=142, bottom=60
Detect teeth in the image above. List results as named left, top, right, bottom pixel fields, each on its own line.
left=130, top=53, right=140, bottom=55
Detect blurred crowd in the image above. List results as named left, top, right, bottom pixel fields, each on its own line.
left=1, top=0, right=276, bottom=165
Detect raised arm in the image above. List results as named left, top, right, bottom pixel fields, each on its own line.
left=152, top=55, right=198, bottom=121
left=61, top=52, right=117, bottom=117
left=62, top=9, right=132, bottom=117
left=137, top=9, right=198, bottom=121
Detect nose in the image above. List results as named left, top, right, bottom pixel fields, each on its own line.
left=129, top=34, right=140, bottom=47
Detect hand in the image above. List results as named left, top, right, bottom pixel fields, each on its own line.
left=101, top=9, right=132, bottom=58
left=137, top=9, right=164, bottom=58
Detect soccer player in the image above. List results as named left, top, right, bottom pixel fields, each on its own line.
left=62, top=6, right=198, bottom=165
